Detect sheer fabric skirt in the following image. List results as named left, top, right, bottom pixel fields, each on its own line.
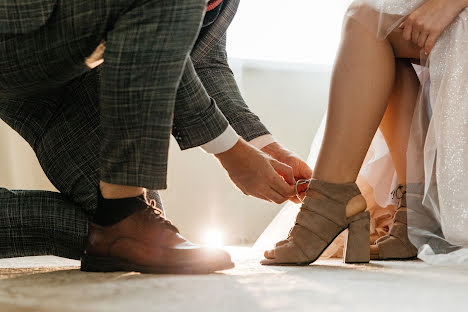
left=255, top=0, right=468, bottom=264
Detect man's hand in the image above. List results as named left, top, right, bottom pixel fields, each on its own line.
left=215, top=138, right=296, bottom=204
left=85, top=41, right=105, bottom=69
left=261, top=142, right=312, bottom=203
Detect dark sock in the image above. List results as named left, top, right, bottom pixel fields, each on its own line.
left=93, top=190, right=148, bottom=226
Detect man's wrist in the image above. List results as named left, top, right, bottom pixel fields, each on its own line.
left=214, top=137, right=247, bottom=160
left=261, top=142, right=284, bottom=158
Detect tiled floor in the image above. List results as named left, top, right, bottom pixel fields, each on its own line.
left=0, top=247, right=467, bottom=312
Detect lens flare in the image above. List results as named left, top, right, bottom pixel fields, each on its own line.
left=203, top=229, right=224, bottom=248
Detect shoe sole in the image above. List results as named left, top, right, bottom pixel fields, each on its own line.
left=80, top=254, right=235, bottom=274
left=370, top=256, right=418, bottom=261
left=370, top=243, right=418, bottom=261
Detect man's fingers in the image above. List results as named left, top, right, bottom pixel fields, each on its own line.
left=289, top=196, right=301, bottom=204
left=299, top=163, right=313, bottom=180
left=270, top=175, right=295, bottom=199
left=247, top=189, right=273, bottom=202
left=269, top=160, right=296, bottom=199
left=271, top=160, right=295, bottom=185
left=262, top=187, right=288, bottom=204
left=296, top=182, right=308, bottom=194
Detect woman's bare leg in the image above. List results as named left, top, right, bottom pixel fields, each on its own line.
left=313, top=19, right=419, bottom=179
left=368, top=60, right=421, bottom=259
left=379, top=60, right=420, bottom=185
left=311, top=16, right=422, bottom=216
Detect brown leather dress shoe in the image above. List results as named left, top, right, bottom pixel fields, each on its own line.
left=81, top=200, right=234, bottom=274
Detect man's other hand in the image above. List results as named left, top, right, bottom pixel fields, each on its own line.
left=215, top=138, right=296, bottom=204
left=261, top=142, right=312, bottom=203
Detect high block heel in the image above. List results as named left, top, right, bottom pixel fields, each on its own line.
left=261, top=178, right=370, bottom=266
left=344, top=212, right=370, bottom=263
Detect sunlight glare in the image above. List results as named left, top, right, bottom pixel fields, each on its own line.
left=203, top=229, right=224, bottom=248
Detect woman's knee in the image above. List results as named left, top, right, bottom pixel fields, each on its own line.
left=342, top=2, right=381, bottom=35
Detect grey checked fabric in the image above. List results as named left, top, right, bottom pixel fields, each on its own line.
left=0, top=69, right=163, bottom=259
left=173, top=0, right=270, bottom=149
left=0, top=0, right=221, bottom=190
left=0, top=0, right=270, bottom=259
left=0, top=0, right=56, bottom=34
left=189, top=0, right=270, bottom=143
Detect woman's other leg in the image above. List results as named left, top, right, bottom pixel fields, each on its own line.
left=380, top=60, right=420, bottom=185
left=370, top=60, right=420, bottom=259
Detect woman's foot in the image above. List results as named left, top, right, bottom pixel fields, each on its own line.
left=370, top=185, right=417, bottom=260
left=261, top=179, right=370, bottom=265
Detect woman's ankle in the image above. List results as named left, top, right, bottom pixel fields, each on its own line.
left=306, top=178, right=366, bottom=217
left=345, top=194, right=367, bottom=217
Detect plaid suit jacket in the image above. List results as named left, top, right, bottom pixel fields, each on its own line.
left=0, top=0, right=270, bottom=148
left=0, top=0, right=56, bottom=34
left=175, top=0, right=270, bottom=148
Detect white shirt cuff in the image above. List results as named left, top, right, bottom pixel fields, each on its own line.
left=200, top=125, right=240, bottom=154
left=248, top=134, right=275, bottom=150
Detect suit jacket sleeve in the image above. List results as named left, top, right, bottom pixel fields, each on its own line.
left=192, top=33, right=271, bottom=142
left=172, top=56, right=231, bottom=151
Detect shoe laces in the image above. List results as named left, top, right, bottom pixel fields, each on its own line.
left=284, top=179, right=312, bottom=239
left=391, top=185, right=407, bottom=200
left=144, top=198, right=179, bottom=233
left=295, top=179, right=311, bottom=203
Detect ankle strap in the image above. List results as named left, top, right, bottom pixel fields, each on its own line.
left=306, top=179, right=361, bottom=204
left=391, top=185, right=407, bottom=209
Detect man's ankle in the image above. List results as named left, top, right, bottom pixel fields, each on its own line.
left=99, top=181, right=145, bottom=199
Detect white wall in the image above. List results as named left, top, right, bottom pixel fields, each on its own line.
left=0, top=62, right=331, bottom=245
left=162, top=61, right=331, bottom=244
left=0, top=123, right=56, bottom=190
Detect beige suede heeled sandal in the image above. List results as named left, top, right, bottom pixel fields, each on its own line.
left=370, top=185, right=417, bottom=260
left=261, top=178, right=370, bottom=265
